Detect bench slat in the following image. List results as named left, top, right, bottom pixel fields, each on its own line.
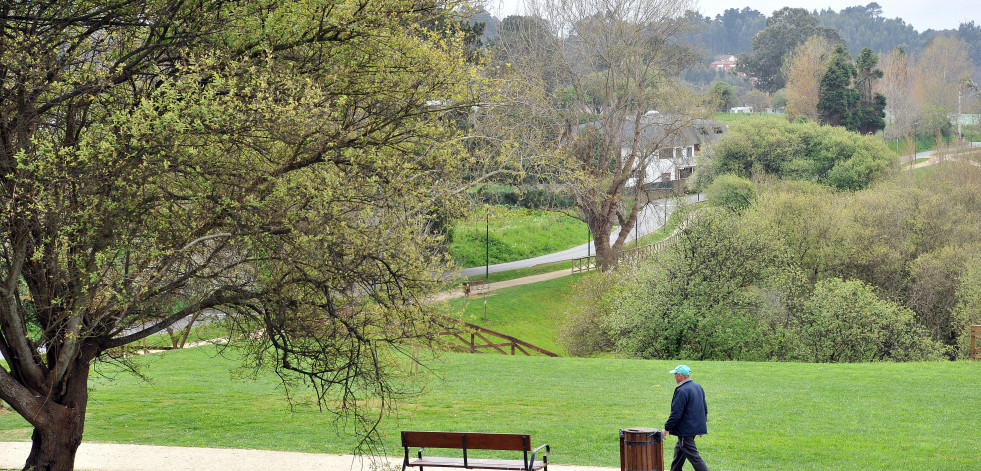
left=407, top=457, right=545, bottom=471
left=402, top=431, right=530, bottom=451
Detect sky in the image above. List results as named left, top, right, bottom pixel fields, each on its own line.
left=483, top=0, right=979, bottom=32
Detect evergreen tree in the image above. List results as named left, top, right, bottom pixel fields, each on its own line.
left=818, top=45, right=859, bottom=128
left=818, top=45, right=886, bottom=134
left=854, top=48, right=887, bottom=134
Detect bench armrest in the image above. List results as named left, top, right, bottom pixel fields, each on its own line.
left=528, top=444, right=550, bottom=471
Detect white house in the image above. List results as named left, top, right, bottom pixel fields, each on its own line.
left=573, top=113, right=727, bottom=188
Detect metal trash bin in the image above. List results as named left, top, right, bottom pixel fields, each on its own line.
left=619, top=428, right=663, bottom=471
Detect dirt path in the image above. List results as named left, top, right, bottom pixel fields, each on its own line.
left=428, top=269, right=576, bottom=303
left=0, top=441, right=615, bottom=471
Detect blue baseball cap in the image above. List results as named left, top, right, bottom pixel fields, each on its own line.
left=669, top=365, right=691, bottom=375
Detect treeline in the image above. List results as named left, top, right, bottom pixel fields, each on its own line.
left=563, top=161, right=981, bottom=362
left=680, top=3, right=980, bottom=60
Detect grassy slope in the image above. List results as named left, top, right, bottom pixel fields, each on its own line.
left=449, top=207, right=587, bottom=267
left=2, top=348, right=979, bottom=470
left=443, top=274, right=583, bottom=355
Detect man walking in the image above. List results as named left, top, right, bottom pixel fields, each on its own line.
left=662, top=365, right=709, bottom=471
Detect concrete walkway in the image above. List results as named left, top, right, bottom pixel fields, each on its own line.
left=0, top=441, right=617, bottom=471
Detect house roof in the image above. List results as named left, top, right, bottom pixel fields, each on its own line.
left=573, top=113, right=728, bottom=150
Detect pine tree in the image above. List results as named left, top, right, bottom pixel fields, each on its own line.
left=817, top=45, right=887, bottom=134
left=818, top=45, right=859, bottom=128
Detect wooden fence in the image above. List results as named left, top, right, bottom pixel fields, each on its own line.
left=572, top=255, right=596, bottom=274
left=972, top=325, right=981, bottom=360
left=435, top=315, right=559, bottom=357
left=571, top=208, right=696, bottom=273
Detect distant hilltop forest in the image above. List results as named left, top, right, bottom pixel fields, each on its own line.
left=471, top=3, right=981, bottom=66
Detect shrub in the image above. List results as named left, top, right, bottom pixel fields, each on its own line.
left=558, top=271, right=622, bottom=356
left=704, top=115, right=896, bottom=190
left=953, top=253, right=981, bottom=358
left=605, top=209, right=801, bottom=361
left=705, top=174, right=756, bottom=212
left=794, top=278, right=944, bottom=362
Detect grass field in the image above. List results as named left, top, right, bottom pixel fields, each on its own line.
left=2, top=347, right=979, bottom=470
left=449, top=207, right=587, bottom=267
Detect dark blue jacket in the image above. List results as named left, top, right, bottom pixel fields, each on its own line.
left=664, top=379, right=708, bottom=437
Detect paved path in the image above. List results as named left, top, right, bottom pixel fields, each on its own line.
left=909, top=142, right=980, bottom=169
left=0, top=442, right=617, bottom=471
left=456, top=194, right=703, bottom=278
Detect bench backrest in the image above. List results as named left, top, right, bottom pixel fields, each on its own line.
left=402, top=431, right=531, bottom=451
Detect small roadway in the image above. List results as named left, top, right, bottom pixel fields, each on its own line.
left=456, top=193, right=704, bottom=278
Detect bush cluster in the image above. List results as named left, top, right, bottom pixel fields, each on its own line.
left=693, top=115, right=896, bottom=191
left=473, top=185, right=576, bottom=209
left=565, top=164, right=981, bottom=361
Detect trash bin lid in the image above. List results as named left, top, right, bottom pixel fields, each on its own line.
left=621, top=427, right=659, bottom=433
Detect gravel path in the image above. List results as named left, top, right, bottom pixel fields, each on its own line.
left=0, top=442, right=616, bottom=471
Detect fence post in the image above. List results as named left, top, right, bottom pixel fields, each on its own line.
left=972, top=325, right=981, bottom=360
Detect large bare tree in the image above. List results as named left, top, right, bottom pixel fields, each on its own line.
left=783, top=36, right=834, bottom=122
left=0, top=1, right=483, bottom=469
left=494, top=0, right=703, bottom=271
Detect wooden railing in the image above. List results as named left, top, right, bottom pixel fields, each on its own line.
left=572, top=255, right=596, bottom=274
left=972, top=325, right=981, bottom=360
left=571, top=208, right=697, bottom=273
left=435, top=315, right=559, bottom=357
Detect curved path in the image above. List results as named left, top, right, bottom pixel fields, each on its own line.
left=456, top=194, right=703, bottom=278
left=0, top=441, right=616, bottom=471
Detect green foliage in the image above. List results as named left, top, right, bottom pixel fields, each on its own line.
left=558, top=271, right=623, bottom=356
left=605, top=209, right=803, bottom=361
left=708, top=81, right=738, bottom=112
left=796, top=278, right=944, bottom=362
left=704, top=115, right=896, bottom=190
left=818, top=45, right=860, bottom=128
left=738, top=7, right=841, bottom=93
left=817, top=46, right=887, bottom=135
left=0, top=0, right=491, bottom=463
left=705, top=174, right=756, bottom=212
left=472, top=185, right=576, bottom=209
left=594, top=163, right=981, bottom=362
left=815, top=4, right=924, bottom=56
left=952, top=253, right=981, bottom=356
left=680, top=8, right=766, bottom=56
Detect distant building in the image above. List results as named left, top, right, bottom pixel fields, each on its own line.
left=729, top=106, right=753, bottom=114
left=710, top=55, right=737, bottom=73
left=571, top=114, right=728, bottom=188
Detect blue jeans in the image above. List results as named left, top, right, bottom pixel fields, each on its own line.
left=670, top=436, right=708, bottom=471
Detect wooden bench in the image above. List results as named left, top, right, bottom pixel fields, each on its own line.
left=401, top=431, right=549, bottom=471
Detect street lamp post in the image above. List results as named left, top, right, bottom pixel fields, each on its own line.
left=485, top=210, right=489, bottom=282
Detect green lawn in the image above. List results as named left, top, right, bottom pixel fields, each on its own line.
left=2, top=348, right=979, bottom=470
left=449, top=207, right=588, bottom=267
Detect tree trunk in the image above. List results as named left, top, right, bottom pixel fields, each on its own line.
left=22, top=358, right=91, bottom=471
left=592, top=227, right=617, bottom=271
